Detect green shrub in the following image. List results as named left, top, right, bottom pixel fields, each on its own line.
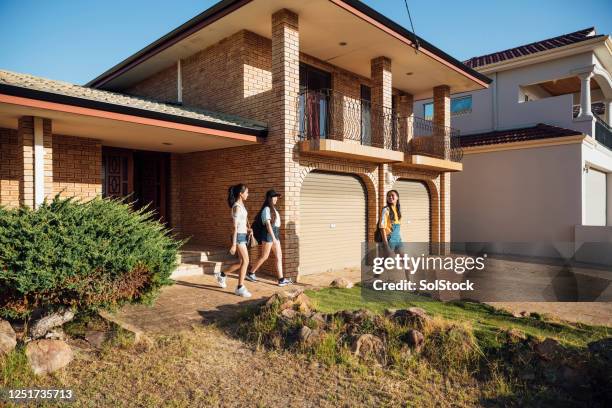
left=0, top=195, right=182, bottom=319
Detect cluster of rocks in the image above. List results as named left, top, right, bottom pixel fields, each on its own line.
left=0, top=309, right=121, bottom=376
left=262, top=289, right=431, bottom=365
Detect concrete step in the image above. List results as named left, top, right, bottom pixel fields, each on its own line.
left=178, top=249, right=238, bottom=264
left=170, top=263, right=203, bottom=279
left=200, top=261, right=240, bottom=275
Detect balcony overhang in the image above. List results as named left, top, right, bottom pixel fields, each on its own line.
left=298, top=139, right=403, bottom=163
left=397, top=154, right=463, bottom=172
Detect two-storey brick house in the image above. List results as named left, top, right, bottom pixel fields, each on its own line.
left=0, top=0, right=490, bottom=278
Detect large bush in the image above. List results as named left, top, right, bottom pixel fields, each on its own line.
left=0, top=196, right=182, bottom=319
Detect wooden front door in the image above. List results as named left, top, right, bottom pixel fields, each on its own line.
left=133, top=151, right=169, bottom=222
left=102, top=147, right=133, bottom=199
left=102, top=148, right=169, bottom=222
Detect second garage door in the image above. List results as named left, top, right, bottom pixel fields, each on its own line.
left=392, top=180, right=431, bottom=245
left=300, top=172, right=367, bottom=275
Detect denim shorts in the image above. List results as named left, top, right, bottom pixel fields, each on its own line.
left=387, top=224, right=404, bottom=252
left=236, top=233, right=248, bottom=245
left=263, top=226, right=280, bottom=243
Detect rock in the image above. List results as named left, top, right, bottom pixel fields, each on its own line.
left=390, top=307, right=430, bottom=327
left=506, top=328, right=527, bottom=343
left=29, top=309, right=74, bottom=339
left=588, top=337, right=612, bottom=361
left=405, top=329, right=424, bottom=350
left=310, top=313, right=327, bottom=328
left=85, top=331, right=107, bottom=348
left=0, top=319, right=17, bottom=355
left=98, top=311, right=148, bottom=346
left=280, top=309, right=297, bottom=320
left=282, top=288, right=304, bottom=301
left=330, top=277, right=353, bottom=289
left=352, top=334, right=385, bottom=363
left=384, top=308, right=397, bottom=317
left=299, top=326, right=321, bottom=347
left=25, top=339, right=73, bottom=375
left=534, top=338, right=562, bottom=361
left=513, top=310, right=530, bottom=318
left=294, top=293, right=312, bottom=314
left=44, top=328, right=66, bottom=341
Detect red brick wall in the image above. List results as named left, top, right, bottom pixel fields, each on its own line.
left=0, top=127, right=21, bottom=207
left=52, top=135, right=102, bottom=200
left=125, top=63, right=178, bottom=103
left=118, top=26, right=449, bottom=278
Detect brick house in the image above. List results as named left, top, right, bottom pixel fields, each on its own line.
left=0, top=0, right=490, bottom=278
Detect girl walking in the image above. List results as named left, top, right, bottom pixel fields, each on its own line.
left=379, top=189, right=403, bottom=254
left=247, top=189, right=292, bottom=286
left=220, top=183, right=252, bottom=297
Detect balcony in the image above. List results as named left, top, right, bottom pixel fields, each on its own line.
left=594, top=115, right=612, bottom=152
left=297, top=89, right=463, bottom=171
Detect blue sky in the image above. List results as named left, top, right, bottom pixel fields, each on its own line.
left=0, top=0, right=610, bottom=85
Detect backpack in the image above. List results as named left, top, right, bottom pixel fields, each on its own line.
left=251, top=209, right=266, bottom=244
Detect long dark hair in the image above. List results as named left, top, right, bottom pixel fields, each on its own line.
left=259, top=195, right=277, bottom=226
left=227, top=183, right=248, bottom=208
left=386, top=189, right=401, bottom=222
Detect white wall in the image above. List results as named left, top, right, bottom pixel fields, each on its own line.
left=581, top=137, right=612, bottom=225
left=415, top=52, right=600, bottom=136
left=452, top=143, right=583, bottom=251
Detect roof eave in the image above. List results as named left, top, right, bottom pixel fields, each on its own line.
left=87, top=0, right=492, bottom=90
left=0, top=83, right=267, bottom=137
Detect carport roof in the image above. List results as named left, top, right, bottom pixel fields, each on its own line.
left=0, top=70, right=267, bottom=136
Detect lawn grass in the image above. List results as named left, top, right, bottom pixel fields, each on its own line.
left=305, top=285, right=610, bottom=351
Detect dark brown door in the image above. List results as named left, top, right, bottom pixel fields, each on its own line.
left=133, top=151, right=169, bottom=222
left=102, top=147, right=133, bottom=199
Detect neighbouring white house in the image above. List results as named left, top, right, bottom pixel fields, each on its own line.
left=415, top=27, right=612, bottom=261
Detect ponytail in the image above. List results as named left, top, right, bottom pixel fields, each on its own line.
left=227, top=185, right=237, bottom=208
left=227, top=183, right=248, bottom=208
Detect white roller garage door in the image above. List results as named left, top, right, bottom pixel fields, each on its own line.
left=300, top=172, right=367, bottom=275
left=586, top=168, right=606, bottom=226
left=391, top=180, right=431, bottom=247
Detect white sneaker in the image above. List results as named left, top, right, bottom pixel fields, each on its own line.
left=215, top=273, right=227, bottom=288
left=235, top=285, right=252, bottom=298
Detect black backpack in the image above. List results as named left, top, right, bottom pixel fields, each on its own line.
left=251, top=209, right=266, bottom=244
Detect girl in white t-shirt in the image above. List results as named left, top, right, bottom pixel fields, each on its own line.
left=247, top=189, right=292, bottom=286
left=219, top=183, right=253, bottom=298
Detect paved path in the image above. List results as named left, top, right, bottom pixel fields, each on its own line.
left=113, top=269, right=361, bottom=334
left=112, top=265, right=610, bottom=334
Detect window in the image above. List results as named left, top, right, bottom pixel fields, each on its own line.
left=423, top=95, right=472, bottom=120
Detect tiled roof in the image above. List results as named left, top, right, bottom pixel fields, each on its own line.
left=0, top=70, right=266, bottom=133
left=464, top=28, right=605, bottom=69
left=459, top=124, right=582, bottom=148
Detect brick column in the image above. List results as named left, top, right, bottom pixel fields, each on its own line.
left=17, top=116, right=53, bottom=208
left=17, top=116, right=34, bottom=207
left=371, top=56, right=392, bottom=148
left=433, top=85, right=450, bottom=159
left=271, top=9, right=300, bottom=279
left=397, top=93, right=414, bottom=150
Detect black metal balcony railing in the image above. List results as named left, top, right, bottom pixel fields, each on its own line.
left=594, top=115, right=612, bottom=152
left=298, top=89, right=462, bottom=162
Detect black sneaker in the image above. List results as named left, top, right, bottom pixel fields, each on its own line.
left=278, top=277, right=293, bottom=287
left=245, top=273, right=257, bottom=282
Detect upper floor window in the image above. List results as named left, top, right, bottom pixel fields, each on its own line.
left=423, top=95, right=473, bottom=120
